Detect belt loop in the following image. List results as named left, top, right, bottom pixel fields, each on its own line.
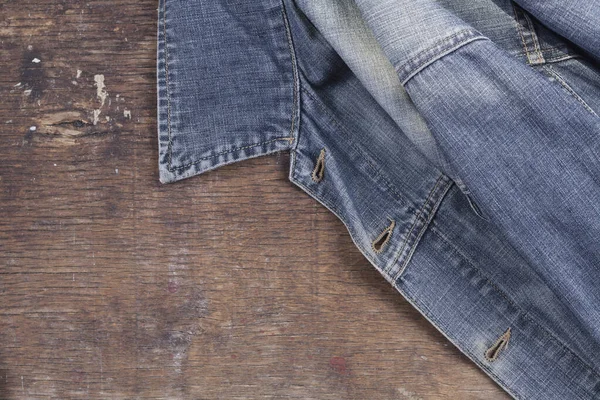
left=512, top=3, right=545, bottom=65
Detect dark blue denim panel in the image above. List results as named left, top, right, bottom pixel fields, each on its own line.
left=431, top=179, right=600, bottom=368
left=398, top=186, right=600, bottom=399
left=290, top=85, right=451, bottom=282
left=157, top=0, right=298, bottom=183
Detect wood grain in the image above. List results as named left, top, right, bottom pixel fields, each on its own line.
left=0, top=1, right=510, bottom=398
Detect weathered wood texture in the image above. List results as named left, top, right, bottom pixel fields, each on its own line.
left=0, top=1, right=510, bottom=399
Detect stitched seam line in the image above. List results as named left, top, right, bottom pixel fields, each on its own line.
left=386, top=178, right=443, bottom=275
left=397, top=29, right=487, bottom=84
left=390, top=174, right=452, bottom=280
left=513, top=3, right=533, bottom=64
left=522, top=10, right=544, bottom=63
left=395, top=176, right=452, bottom=280
left=281, top=0, right=299, bottom=146
left=163, top=0, right=174, bottom=170
left=544, top=54, right=578, bottom=64
left=430, top=225, right=600, bottom=397
left=167, top=137, right=293, bottom=171
left=541, top=65, right=599, bottom=118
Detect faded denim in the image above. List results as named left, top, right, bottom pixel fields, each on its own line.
left=157, top=0, right=600, bottom=398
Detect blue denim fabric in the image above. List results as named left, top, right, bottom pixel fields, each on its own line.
left=157, top=0, right=600, bottom=398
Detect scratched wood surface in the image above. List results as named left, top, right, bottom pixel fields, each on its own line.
left=0, top=1, right=510, bottom=399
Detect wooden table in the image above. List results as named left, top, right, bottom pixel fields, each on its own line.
left=0, top=1, right=509, bottom=398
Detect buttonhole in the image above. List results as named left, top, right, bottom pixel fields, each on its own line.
left=372, top=219, right=395, bottom=254
left=485, top=327, right=511, bottom=362
left=311, top=148, right=326, bottom=183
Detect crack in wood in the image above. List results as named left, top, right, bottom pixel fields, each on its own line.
left=46, top=120, right=94, bottom=129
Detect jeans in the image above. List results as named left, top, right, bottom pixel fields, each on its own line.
left=157, top=0, right=600, bottom=398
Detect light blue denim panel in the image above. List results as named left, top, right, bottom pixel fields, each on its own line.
left=156, top=0, right=298, bottom=183
left=354, top=0, right=488, bottom=84
left=293, top=0, right=448, bottom=174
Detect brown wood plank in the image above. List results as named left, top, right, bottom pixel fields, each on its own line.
left=0, top=1, right=510, bottom=398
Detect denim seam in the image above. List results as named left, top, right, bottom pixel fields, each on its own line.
left=513, top=3, right=569, bottom=66
left=166, top=138, right=294, bottom=172
left=391, top=174, right=453, bottom=280
left=162, top=0, right=174, bottom=170
left=513, top=3, right=543, bottom=65
left=281, top=0, right=300, bottom=149
left=544, top=54, right=579, bottom=64
left=523, top=10, right=544, bottom=63
left=541, top=64, right=599, bottom=118
left=513, top=3, right=533, bottom=64
left=396, top=29, right=487, bottom=85
left=429, top=225, right=600, bottom=398
left=164, top=1, right=298, bottom=173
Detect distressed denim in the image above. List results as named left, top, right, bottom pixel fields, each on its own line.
left=156, top=0, right=600, bottom=398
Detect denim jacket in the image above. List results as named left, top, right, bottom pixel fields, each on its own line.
left=157, top=1, right=600, bottom=398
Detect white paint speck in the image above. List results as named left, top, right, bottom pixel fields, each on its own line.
left=94, top=74, right=108, bottom=107
left=14, top=82, right=22, bottom=87
left=115, top=168, right=119, bottom=174
left=27, top=45, right=33, bottom=51
left=76, top=69, right=82, bottom=78
left=53, top=163, right=57, bottom=167
left=32, top=58, right=41, bottom=63
left=29, top=126, right=37, bottom=132
left=105, top=116, right=110, bottom=122
left=93, top=109, right=101, bottom=125
left=23, top=89, right=32, bottom=96
left=124, top=109, right=131, bottom=119
left=5, top=120, right=13, bottom=124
